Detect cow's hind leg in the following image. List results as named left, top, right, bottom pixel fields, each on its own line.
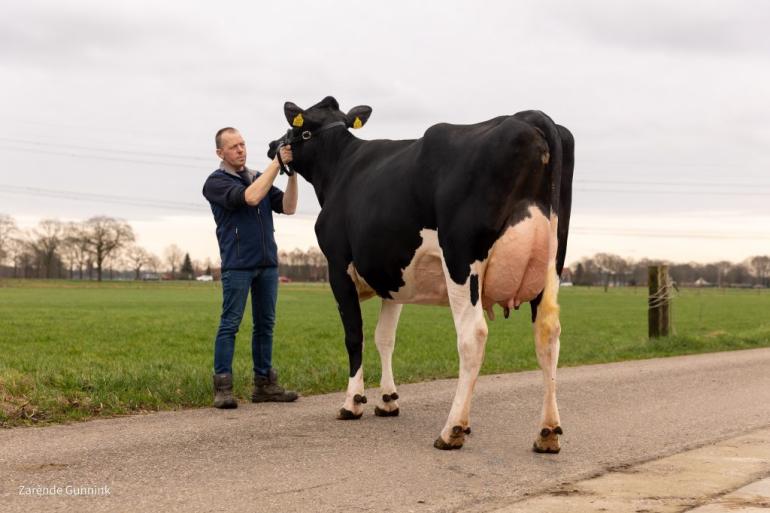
left=374, top=300, right=403, bottom=417
left=531, top=260, right=563, bottom=453
left=434, top=268, right=488, bottom=450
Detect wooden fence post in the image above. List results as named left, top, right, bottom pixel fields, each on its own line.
left=648, top=265, right=671, bottom=338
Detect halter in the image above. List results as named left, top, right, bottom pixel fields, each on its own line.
left=275, top=120, right=348, bottom=175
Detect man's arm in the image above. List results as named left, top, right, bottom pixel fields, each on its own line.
left=244, top=146, right=293, bottom=207
left=282, top=174, right=298, bottom=215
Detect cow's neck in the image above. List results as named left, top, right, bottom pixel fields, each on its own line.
left=301, top=132, right=364, bottom=207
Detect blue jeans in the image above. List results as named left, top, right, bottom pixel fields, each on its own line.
left=213, top=267, right=278, bottom=377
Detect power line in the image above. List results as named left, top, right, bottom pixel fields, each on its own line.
left=1, top=137, right=768, bottom=193
left=0, top=145, right=207, bottom=169
left=574, top=187, right=768, bottom=197
left=0, top=136, right=210, bottom=162
left=0, top=185, right=207, bottom=212
left=570, top=227, right=770, bottom=240
left=1, top=185, right=767, bottom=241
left=579, top=179, right=770, bottom=189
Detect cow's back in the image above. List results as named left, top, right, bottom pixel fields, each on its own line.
left=333, top=113, right=572, bottom=307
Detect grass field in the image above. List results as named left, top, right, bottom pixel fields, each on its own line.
left=1, top=279, right=768, bottom=427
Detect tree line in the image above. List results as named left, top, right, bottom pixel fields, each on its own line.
left=570, top=253, right=770, bottom=288
left=0, top=214, right=207, bottom=281
left=1, top=214, right=767, bottom=286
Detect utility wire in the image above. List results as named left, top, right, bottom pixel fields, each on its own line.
left=0, top=145, right=207, bottom=169
left=572, top=188, right=767, bottom=197
left=2, top=137, right=769, bottom=190
left=579, top=179, right=770, bottom=189
left=0, top=185, right=207, bottom=212
left=570, top=227, right=770, bottom=240
left=0, top=136, right=210, bottom=162
left=1, top=185, right=767, bottom=241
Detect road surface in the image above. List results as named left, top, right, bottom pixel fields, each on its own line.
left=3, top=348, right=770, bottom=512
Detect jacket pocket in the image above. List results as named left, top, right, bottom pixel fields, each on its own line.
left=235, top=227, right=241, bottom=259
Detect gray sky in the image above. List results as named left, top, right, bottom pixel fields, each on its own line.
left=1, top=0, right=769, bottom=265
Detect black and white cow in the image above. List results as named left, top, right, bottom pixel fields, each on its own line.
left=268, top=97, right=574, bottom=452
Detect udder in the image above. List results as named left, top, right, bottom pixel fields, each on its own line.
left=482, top=208, right=552, bottom=313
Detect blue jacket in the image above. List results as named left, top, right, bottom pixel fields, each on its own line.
left=202, top=168, right=284, bottom=270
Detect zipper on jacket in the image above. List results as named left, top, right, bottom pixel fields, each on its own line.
left=235, top=226, right=241, bottom=258
left=256, top=206, right=268, bottom=266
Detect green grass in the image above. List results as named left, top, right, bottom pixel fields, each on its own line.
left=1, top=280, right=768, bottom=427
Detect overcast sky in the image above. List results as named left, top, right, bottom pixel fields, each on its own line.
left=1, top=0, right=768, bottom=265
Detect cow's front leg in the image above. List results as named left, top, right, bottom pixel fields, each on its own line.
left=329, top=265, right=367, bottom=420
left=531, top=264, right=563, bottom=453
left=374, top=300, right=403, bottom=417
left=435, top=270, right=488, bottom=450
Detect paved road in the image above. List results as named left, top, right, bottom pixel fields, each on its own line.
left=3, top=348, right=770, bottom=512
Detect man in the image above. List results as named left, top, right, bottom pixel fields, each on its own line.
left=202, top=127, right=299, bottom=408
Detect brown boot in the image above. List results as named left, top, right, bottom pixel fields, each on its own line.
left=213, top=373, right=238, bottom=409
left=252, top=369, right=298, bottom=403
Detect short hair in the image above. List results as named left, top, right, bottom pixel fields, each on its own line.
left=215, top=127, right=239, bottom=149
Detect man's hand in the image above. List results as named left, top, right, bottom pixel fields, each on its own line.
left=278, top=145, right=293, bottom=164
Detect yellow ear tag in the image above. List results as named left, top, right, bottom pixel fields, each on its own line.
left=352, top=116, right=363, bottom=129
left=292, top=113, right=304, bottom=127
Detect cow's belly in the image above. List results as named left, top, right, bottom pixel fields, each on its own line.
left=390, top=229, right=449, bottom=305
left=347, top=229, right=449, bottom=305
left=349, top=208, right=553, bottom=310
left=482, top=206, right=551, bottom=311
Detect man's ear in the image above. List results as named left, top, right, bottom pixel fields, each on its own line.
left=346, top=105, right=372, bottom=129
left=284, top=102, right=306, bottom=128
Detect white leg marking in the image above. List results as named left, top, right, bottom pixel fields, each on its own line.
left=375, top=300, right=403, bottom=414
left=533, top=215, right=562, bottom=452
left=341, top=365, right=365, bottom=417
left=438, top=260, right=488, bottom=447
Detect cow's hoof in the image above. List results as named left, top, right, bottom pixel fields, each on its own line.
left=532, top=426, right=562, bottom=453
left=375, top=392, right=400, bottom=417
left=374, top=406, right=399, bottom=417
left=337, top=408, right=363, bottom=420
left=433, top=425, right=465, bottom=450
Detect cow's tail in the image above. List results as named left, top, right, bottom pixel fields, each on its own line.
left=537, top=122, right=573, bottom=337
left=554, top=125, right=574, bottom=276
left=512, top=111, right=574, bottom=324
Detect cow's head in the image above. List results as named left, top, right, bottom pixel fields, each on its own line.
left=267, top=96, right=371, bottom=180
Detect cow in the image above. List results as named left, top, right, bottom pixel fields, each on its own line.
left=267, top=96, right=574, bottom=452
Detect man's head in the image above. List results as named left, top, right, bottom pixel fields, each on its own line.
left=215, top=127, right=247, bottom=170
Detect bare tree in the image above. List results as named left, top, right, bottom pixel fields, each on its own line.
left=164, top=244, right=183, bottom=279
left=749, top=255, right=770, bottom=287
left=714, top=260, right=732, bottom=288
left=0, top=214, right=17, bottom=265
left=28, top=219, right=65, bottom=278
left=63, top=223, right=91, bottom=280
left=145, top=254, right=161, bottom=274
left=59, top=236, right=78, bottom=279
left=593, top=253, right=631, bottom=289
left=202, top=257, right=213, bottom=276
left=125, top=245, right=153, bottom=280
left=6, top=237, right=26, bottom=277
left=81, top=216, right=135, bottom=282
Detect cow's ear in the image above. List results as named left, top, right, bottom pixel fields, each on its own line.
left=346, top=105, right=372, bottom=129
left=284, top=102, right=306, bottom=128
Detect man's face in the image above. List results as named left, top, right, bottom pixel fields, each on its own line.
left=217, top=130, right=247, bottom=170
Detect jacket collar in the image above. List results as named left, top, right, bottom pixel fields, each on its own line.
left=219, top=161, right=254, bottom=183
